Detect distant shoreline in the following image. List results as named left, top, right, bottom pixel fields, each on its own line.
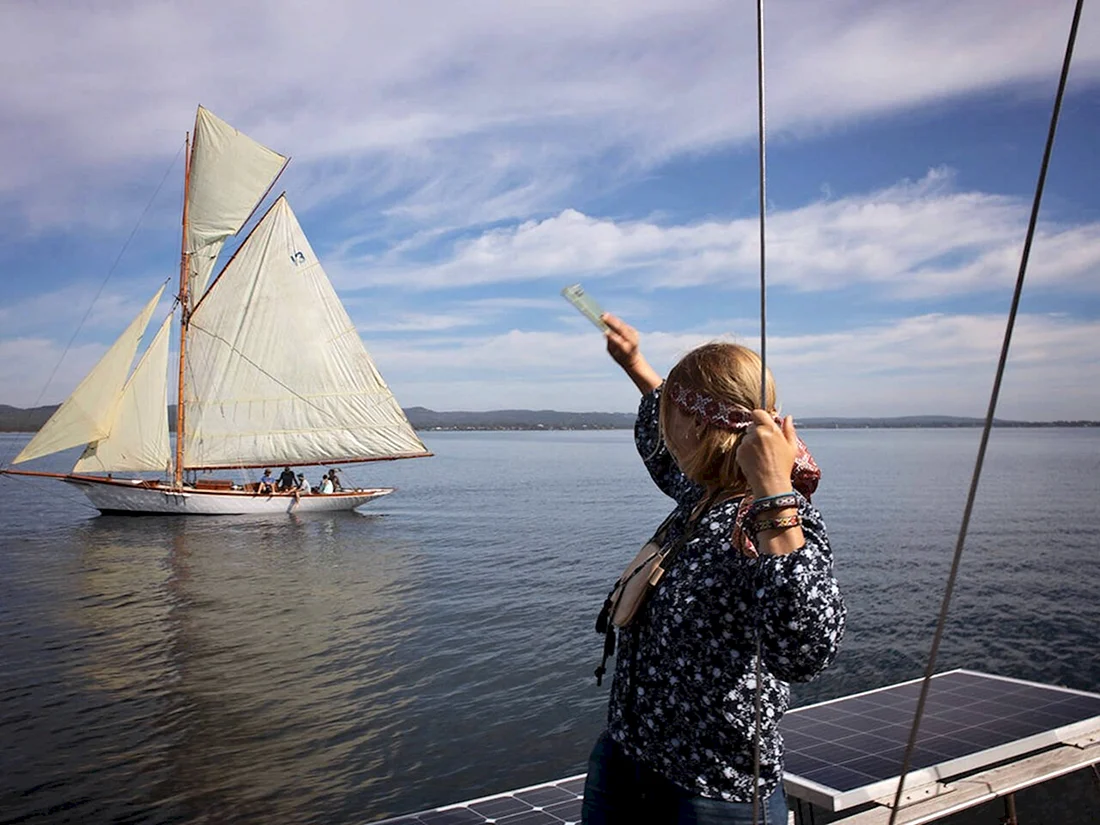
left=2, top=403, right=1097, bottom=433
left=413, top=422, right=1100, bottom=431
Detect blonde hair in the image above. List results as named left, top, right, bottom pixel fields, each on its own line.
left=659, top=342, right=776, bottom=491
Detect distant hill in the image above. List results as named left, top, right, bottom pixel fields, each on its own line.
left=402, top=406, right=636, bottom=430
left=0, top=405, right=57, bottom=433
left=1, top=404, right=1096, bottom=433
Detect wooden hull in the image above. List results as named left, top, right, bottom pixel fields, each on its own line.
left=55, top=474, right=392, bottom=516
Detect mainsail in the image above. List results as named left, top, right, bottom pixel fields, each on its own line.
left=185, top=106, right=287, bottom=304
left=183, top=196, right=429, bottom=469
left=13, top=286, right=165, bottom=465
left=72, top=314, right=172, bottom=474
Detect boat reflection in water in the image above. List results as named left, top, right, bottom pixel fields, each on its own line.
left=10, top=512, right=422, bottom=822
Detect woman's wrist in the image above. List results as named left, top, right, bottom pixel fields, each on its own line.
left=627, top=357, right=662, bottom=394
left=754, top=478, right=797, bottom=498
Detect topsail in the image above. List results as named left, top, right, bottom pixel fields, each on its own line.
left=185, top=106, right=287, bottom=304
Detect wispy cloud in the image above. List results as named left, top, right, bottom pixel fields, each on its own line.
left=368, top=312, right=1100, bottom=419
left=2, top=1, right=1097, bottom=234
left=0, top=281, right=175, bottom=339
left=355, top=312, right=483, bottom=334
left=0, top=338, right=112, bottom=410
left=338, top=170, right=1100, bottom=296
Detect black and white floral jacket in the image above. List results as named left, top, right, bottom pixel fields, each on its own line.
left=605, top=386, right=846, bottom=802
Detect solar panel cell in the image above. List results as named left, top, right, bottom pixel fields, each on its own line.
left=420, top=812, right=485, bottom=824
left=469, top=796, right=533, bottom=818
left=558, top=777, right=586, bottom=794
left=808, top=765, right=878, bottom=792
left=544, top=799, right=583, bottom=821
left=497, top=811, right=562, bottom=824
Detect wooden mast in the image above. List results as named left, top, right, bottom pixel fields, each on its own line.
left=174, top=129, right=193, bottom=487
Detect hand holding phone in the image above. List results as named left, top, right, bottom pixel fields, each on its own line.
left=561, top=283, right=609, bottom=332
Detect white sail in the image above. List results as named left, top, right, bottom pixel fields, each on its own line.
left=73, top=314, right=172, bottom=474
left=186, top=106, right=287, bottom=303
left=183, top=196, right=428, bottom=469
left=13, top=287, right=165, bottom=464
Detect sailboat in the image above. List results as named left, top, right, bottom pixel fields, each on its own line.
left=2, top=106, right=431, bottom=515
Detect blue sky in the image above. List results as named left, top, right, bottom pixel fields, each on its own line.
left=1, top=0, right=1099, bottom=419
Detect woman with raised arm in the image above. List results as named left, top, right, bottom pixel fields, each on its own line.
left=582, top=314, right=846, bottom=825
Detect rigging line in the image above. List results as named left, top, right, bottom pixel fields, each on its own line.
left=1, top=143, right=185, bottom=471
left=886, top=1, right=1085, bottom=822
left=752, top=0, right=767, bottom=821
left=756, top=0, right=768, bottom=408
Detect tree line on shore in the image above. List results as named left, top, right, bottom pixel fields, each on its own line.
left=1, top=404, right=1096, bottom=433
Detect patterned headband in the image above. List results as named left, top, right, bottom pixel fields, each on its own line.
left=665, top=379, right=822, bottom=553
left=666, top=381, right=757, bottom=431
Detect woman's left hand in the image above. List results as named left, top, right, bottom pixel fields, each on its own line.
left=736, top=410, right=798, bottom=497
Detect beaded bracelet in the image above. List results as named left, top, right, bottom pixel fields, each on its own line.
left=751, top=513, right=802, bottom=538
left=754, top=491, right=795, bottom=503
left=745, top=493, right=799, bottom=521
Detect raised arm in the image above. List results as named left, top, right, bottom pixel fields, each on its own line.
left=602, top=314, right=701, bottom=505
left=603, top=313, right=661, bottom=395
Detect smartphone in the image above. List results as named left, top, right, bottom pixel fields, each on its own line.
left=561, top=284, right=609, bottom=332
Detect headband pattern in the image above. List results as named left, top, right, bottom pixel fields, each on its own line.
left=667, top=381, right=756, bottom=431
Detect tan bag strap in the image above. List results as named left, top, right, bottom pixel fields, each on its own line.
left=594, top=488, right=728, bottom=686
left=647, top=487, right=725, bottom=575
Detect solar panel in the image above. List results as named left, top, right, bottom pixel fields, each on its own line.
left=371, top=671, right=1100, bottom=823
left=371, top=774, right=585, bottom=825
left=782, top=669, right=1100, bottom=811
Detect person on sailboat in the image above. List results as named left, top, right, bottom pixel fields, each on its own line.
left=277, top=466, right=297, bottom=492
left=582, top=314, right=845, bottom=824
left=258, top=469, right=275, bottom=495
left=319, top=475, right=335, bottom=495
left=296, top=473, right=311, bottom=494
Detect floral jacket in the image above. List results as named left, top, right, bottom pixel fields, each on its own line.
left=606, top=386, right=846, bottom=802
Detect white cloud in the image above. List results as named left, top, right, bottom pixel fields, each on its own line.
left=2, top=0, right=1097, bottom=233
left=355, top=312, right=482, bottom=334
left=0, top=282, right=175, bottom=339
left=369, top=312, right=1100, bottom=419
left=342, top=170, right=1100, bottom=296
left=0, top=338, right=110, bottom=410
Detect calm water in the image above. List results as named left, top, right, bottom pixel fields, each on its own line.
left=1, top=428, right=1098, bottom=823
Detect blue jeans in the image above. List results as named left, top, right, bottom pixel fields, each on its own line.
left=582, top=731, right=788, bottom=825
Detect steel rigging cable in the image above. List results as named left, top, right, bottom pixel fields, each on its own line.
left=887, top=0, right=1086, bottom=821
left=747, top=1, right=1086, bottom=822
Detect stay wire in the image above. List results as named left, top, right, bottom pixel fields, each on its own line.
left=886, top=0, right=1085, bottom=821
left=753, top=0, right=767, bottom=821
left=0, top=141, right=185, bottom=471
